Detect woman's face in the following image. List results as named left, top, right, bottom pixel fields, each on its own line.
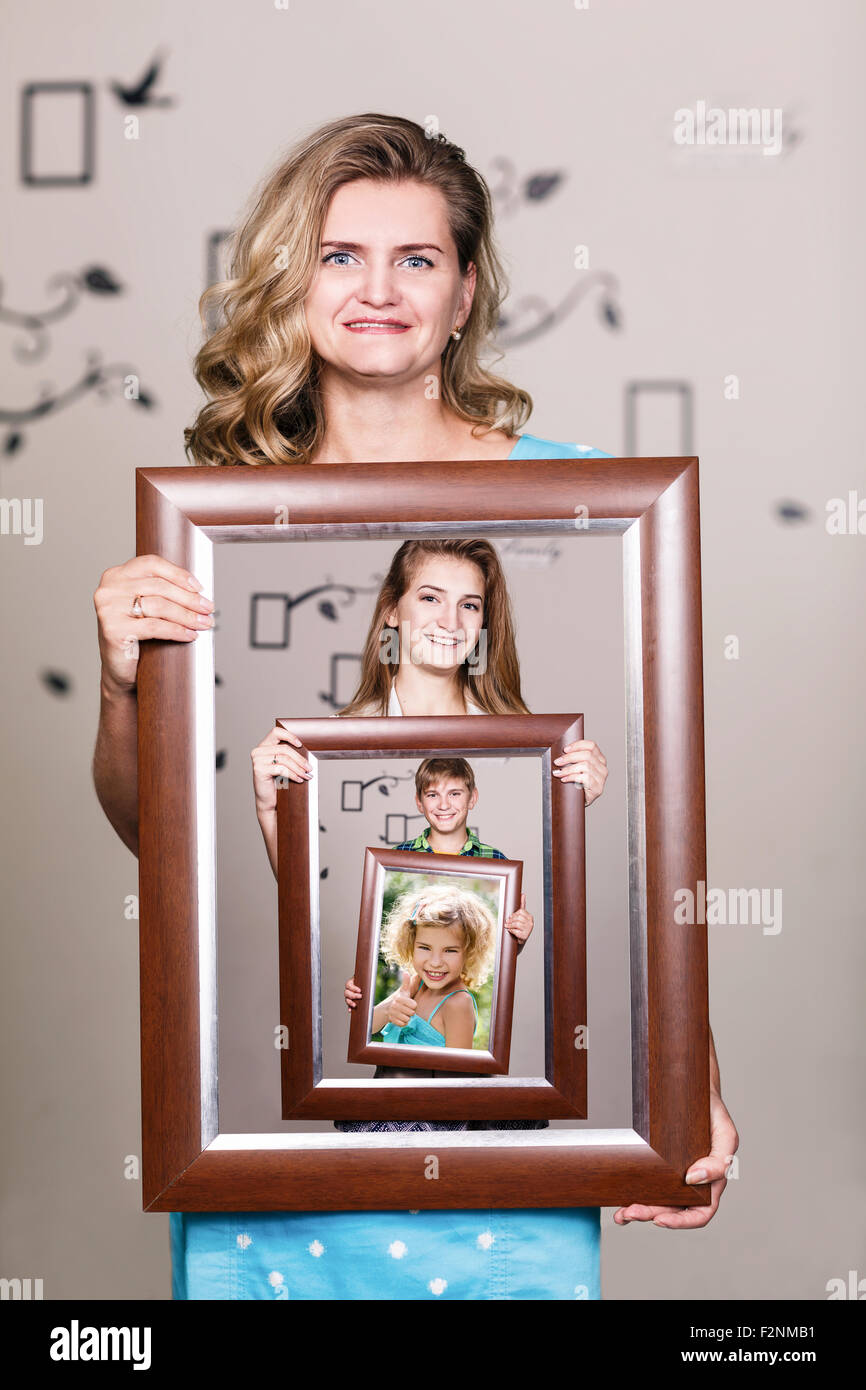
left=305, top=178, right=475, bottom=384
left=411, top=923, right=466, bottom=992
left=385, top=554, right=486, bottom=675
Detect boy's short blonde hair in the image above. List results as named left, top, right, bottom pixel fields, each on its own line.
left=380, top=881, right=498, bottom=990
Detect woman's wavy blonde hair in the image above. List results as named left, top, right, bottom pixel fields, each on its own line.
left=381, top=882, right=498, bottom=992
left=184, top=112, right=532, bottom=466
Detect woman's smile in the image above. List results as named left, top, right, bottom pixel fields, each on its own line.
left=342, top=317, right=411, bottom=333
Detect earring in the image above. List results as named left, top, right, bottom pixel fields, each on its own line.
left=450, top=324, right=462, bottom=341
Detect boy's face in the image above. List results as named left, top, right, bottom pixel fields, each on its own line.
left=416, top=776, right=478, bottom=834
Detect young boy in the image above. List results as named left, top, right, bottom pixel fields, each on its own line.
left=344, top=756, right=533, bottom=1015
left=393, top=755, right=508, bottom=859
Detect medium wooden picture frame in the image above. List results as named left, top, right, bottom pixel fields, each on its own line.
left=275, top=716, right=580, bottom=1118
left=135, top=455, right=711, bottom=1212
left=346, top=847, right=521, bottom=1076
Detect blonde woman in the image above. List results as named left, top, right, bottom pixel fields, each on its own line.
left=93, top=113, right=738, bottom=1301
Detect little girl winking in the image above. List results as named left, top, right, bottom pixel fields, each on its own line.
left=363, top=883, right=498, bottom=1050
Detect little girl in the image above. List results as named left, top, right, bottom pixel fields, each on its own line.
left=369, top=883, right=498, bottom=1050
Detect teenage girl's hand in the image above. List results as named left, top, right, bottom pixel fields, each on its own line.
left=93, top=554, right=215, bottom=693
left=344, top=978, right=362, bottom=1011
left=552, top=739, right=608, bottom=807
left=250, top=723, right=314, bottom=817
left=386, top=970, right=422, bottom=1027
left=505, top=894, right=533, bottom=944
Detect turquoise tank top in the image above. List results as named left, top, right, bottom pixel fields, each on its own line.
left=380, top=988, right=479, bottom=1047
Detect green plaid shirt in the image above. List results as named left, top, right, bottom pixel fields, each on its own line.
left=391, top=825, right=506, bottom=859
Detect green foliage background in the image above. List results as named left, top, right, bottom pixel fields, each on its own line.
left=371, top=869, right=497, bottom=1049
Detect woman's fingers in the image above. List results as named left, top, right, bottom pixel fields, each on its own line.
left=95, top=561, right=215, bottom=629
left=107, top=553, right=207, bottom=593
left=557, top=739, right=606, bottom=763
left=251, top=748, right=309, bottom=784
left=119, top=584, right=215, bottom=633
left=251, top=726, right=313, bottom=812
left=252, top=747, right=308, bottom=775
left=614, top=1094, right=738, bottom=1228
left=252, top=728, right=313, bottom=781
left=552, top=740, right=609, bottom=805
left=94, top=556, right=216, bottom=691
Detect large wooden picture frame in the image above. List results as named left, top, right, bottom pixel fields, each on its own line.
left=275, top=716, right=583, bottom=1117
left=135, top=456, right=711, bottom=1212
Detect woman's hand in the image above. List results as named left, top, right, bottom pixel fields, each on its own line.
left=250, top=724, right=313, bottom=817
left=344, top=978, right=362, bottom=1011
left=613, top=1087, right=739, bottom=1229
left=505, top=893, right=533, bottom=946
left=552, top=739, right=608, bottom=807
left=386, top=970, right=421, bottom=1027
left=93, top=554, right=215, bottom=693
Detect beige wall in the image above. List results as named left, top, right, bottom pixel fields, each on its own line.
left=1, top=0, right=864, bottom=1300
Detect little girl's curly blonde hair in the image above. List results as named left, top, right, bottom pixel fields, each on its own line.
left=380, top=882, right=498, bottom=991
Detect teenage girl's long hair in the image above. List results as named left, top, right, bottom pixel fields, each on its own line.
left=184, top=112, right=532, bottom=466
left=338, top=538, right=529, bottom=716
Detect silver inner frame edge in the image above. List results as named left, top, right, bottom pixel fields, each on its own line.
left=192, top=518, right=648, bottom=1154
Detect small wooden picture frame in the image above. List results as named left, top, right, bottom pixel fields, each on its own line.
left=276, top=714, right=585, bottom=1121
left=347, top=847, right=521, bottom=1074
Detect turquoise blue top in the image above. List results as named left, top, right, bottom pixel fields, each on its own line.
left=507, top=432, right=609, bottom=461
left=171, top=432, right=611, bottom=1302
left=380, top=988, right=479, bottom=1047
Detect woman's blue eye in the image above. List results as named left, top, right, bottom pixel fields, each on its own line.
left=321, top=252, right=432, bottom=268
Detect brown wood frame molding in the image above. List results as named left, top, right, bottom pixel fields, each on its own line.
left=345, top=847, right=521, bottom=1078
left=275, top=715, right=583, bottom=1118
left=135, top=455, right=710, bottom=1212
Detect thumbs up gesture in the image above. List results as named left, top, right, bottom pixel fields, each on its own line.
left=387, top=969, right=421, bottom=1027
left=505, top=893, right=533, bottom=947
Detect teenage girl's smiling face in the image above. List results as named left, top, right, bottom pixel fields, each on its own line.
left=417, top=776, right=478, bottom=833
left=411, top=923, right=466, bottom=992
left=304, top=178, right=475, bottom=383
left=385, top=555, right=485, bottom=673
